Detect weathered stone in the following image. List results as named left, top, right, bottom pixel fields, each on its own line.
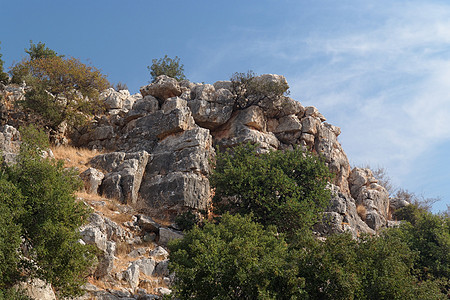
left=80, top=167, right=104, bottom=194
left=78, top=126, right=115, bottom=146
left=134, top=258, right=156, bottom=276
left=154, top=259, right=170, bottom=276
left=92, top=151, right=150, bottom=204
left=161, top=97, right=187, bottom=114
left=80, top=226, right=107, bottom=251
left=213, top=80, right=232, bottom=91
left=389, top=197, right=410, bottom=210
left=140, top=75, right=182, bottom=103
left=147, top=128, right=213, bottom=176
left=274, top=114, right=302, bottom=133
left=137, top=215, right=160, bottom=233
left=305, top=106, right=326, bottom=121
left=139, top=172, right=210, bottom=210
left=126, top=95, right=159, bottom=122
left=0, top=125, right=20, bottom=165
left=95, top=252, right=115, bottom=279
left=123, top=108, right=195, bottom=151
left=159, top=228, right=183, bottom=246
left=150, top=246, right=169, bottom=260
left=188, top=98, right=234, bottom=130
left=18, top=278, right=56, bottom=300
left=315, top=123, right=351, bottom=195
left=123, top=263, right=140, bottom=290
left=192, top=84, right=216, bottom=101
left=301, top=116, right=320, bottom=135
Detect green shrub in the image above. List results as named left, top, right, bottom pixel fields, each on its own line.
left=174, top=211, right=199, bottom=231
left=148, top=55, right=186, bottom=82
left=0, top=126, right=95, bottom=297
left=169, top=213, right=304, bottom=299
left=210, top=143, right=332, bottom=239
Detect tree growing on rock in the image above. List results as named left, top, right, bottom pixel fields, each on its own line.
left=210, top=143, right=332, bottom=239
left=148, top=55, right=186, bottom=82
left=0, top=126, right=96, bottom=297
left=9, top=42, right=110, bottom=129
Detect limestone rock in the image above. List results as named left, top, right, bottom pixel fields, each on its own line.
left=140, top=75, right=182, bottom=103
left=126, top=95, right=159, bottom=122
left=139, top=171, right=210, bottom=210
left=18, top=278, right=56, bottom=300
left=159, top=228, right=183, bottom=246
left=137, top=214, right=160, bottom=233
left=154, top=259, right=170, bottom=276
left=0, top=125, right=20, bottom=165
left=134, top=258, right=156, bottom=276
left=80, top=167, right=104, bottom=194
left=123, top=263, right=140, bottom=290
left=91, top=151, right=150, bottom=204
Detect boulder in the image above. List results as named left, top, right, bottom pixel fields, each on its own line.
left=80, top=167, right=104, bottom=194
left=18, top=278, right=56, bottom=300
left=140, top=75, right=182, bottom=103
left=133, top=258, right=156, bottom=276
left=139, top=171, right=210, bottom=210
left=126, top=95, right=159, bottom=122
left=123, top=263, right=140, bottom=290
left=0, top=125, right=21, bottom=165
left=159, top=228, right=183, bottom=246
left=137, top=214, right=160, bottom=233
left=91, top=151, right=150, bottom=204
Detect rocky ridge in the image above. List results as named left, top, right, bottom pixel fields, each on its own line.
left=0, top=74, right=410, bottom=299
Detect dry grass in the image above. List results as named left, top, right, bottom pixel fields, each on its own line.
left=357, top=204, right=367, bottom=221
left=51, top=145, right=102, bottom=173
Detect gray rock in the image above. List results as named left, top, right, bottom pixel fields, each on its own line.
left=80, top=168, right=104, bottom=194
left=154, top=259, right=170, bottom=276
left=0, top=125, right=21, bottom=165
left=161, top=97, right=188, bottom=114
left=137, top=215, right=160, bottom=233
left=94, top=252, right=114, bottom=278
left=127, top=95, right=159, bottom=122
left=139, top=171, right=210, bottom=210
left=18, top=278, right=56, bottom=300
left=140, top=75, right=182, bottom=103
left=123, top=263, right=140, bottom=290
left=213, top=80, right=232, bottom=91
left=150, top=246, right=169, bottom=260
left=159, top=227, right=183, bottom=246
left=134, top=258, right=156, bottom=276
left=79, top=226, right=107, bottom=251
left=91, top=151, right=150, bottom=204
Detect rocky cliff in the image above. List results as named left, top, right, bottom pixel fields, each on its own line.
left=0, top=74, right=410, bottom=299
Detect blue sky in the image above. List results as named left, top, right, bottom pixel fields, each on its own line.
left=1, top=0, right=449, bottom=212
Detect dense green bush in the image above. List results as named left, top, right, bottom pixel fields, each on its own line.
left=169, top=213, right=304, bottom=299
left=210, top=143, right=332, bottom=238
left=148, top=55, right=186, bottom=82
left=0, top=126, right=95, bottom=297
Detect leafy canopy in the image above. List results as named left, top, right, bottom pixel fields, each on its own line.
left=10, top=46, right=109, bottom=129
left=0, top=125, right=95, bottom=297
left=169, top=213, right=304, bottom=299
left=210, top=143, right=332, bottom=238
left=148, top=54, right=186, bottom=82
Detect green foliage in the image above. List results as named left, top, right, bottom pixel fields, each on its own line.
left=10, top=53, right=109, bottom=129
left=0, top=287, right=32, bottom=300
left=25, top=41, right=59, bottom=60
left=0, top=42, right=9, bottom=84
left=174, top=211, right=199, bottom=231
left=148, top=55, right=186, bottom=82
left=210, top=143, right=332, bottom=238
left=169, top=213, right=304, bottom=299
left=230, top=70, right=290, bottom=109
left=0, top=126, right=95, bottom=297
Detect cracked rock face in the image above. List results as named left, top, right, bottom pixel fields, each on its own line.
left=77, top=74, right=396, bottom=236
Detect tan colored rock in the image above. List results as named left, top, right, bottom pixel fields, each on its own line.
left=140, top=75, right=182, bottom=103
